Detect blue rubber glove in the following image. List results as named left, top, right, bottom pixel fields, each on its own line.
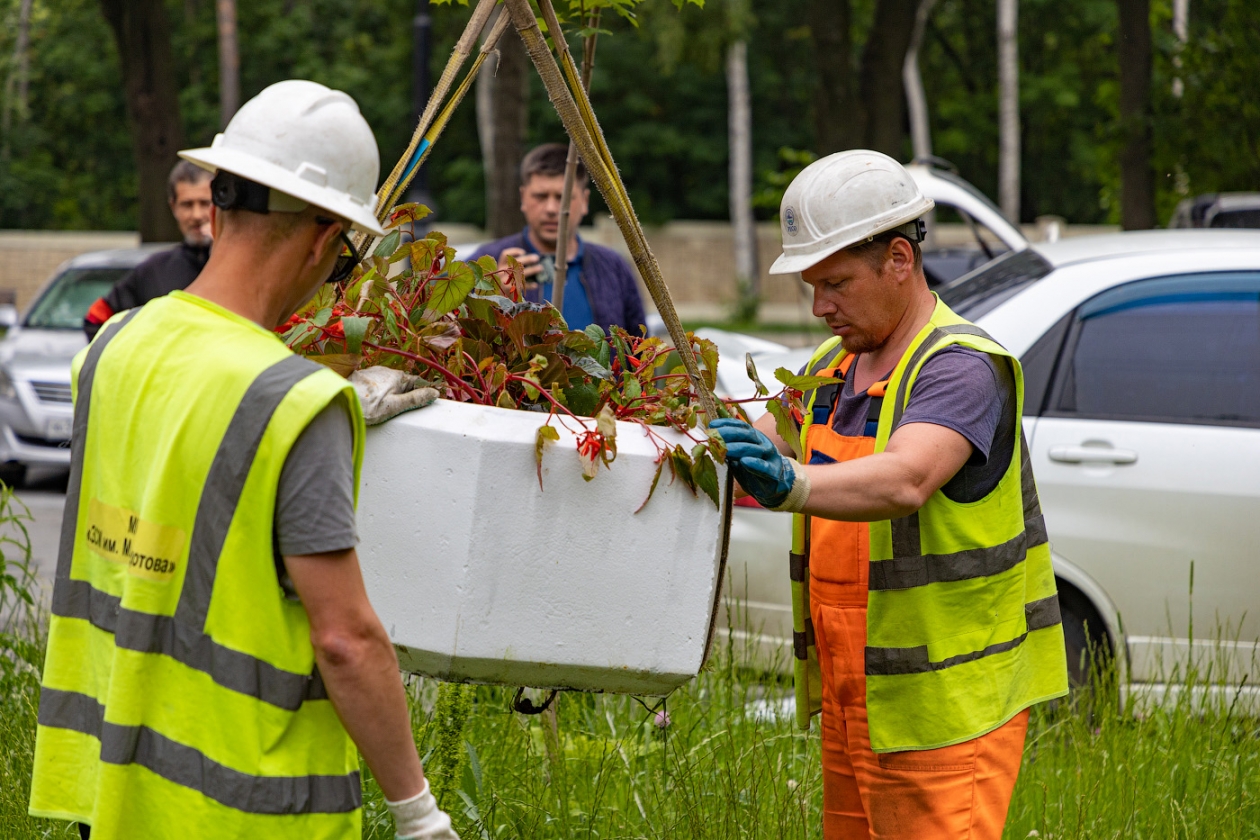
left=710, top=417, right=795, bottom=508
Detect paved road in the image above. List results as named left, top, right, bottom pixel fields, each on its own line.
left=3, top=469, right=69, bottom=607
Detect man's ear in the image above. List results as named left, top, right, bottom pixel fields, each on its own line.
left=887, top=237, right=915, bottom=280
left=310, top=219, right=343, bottom=267
left=210, top=205, right=224, bottom=237
left=519, top=184, right=528, bottom=213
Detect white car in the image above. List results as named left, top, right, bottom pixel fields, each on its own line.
left=714, top=229, right=1260, bottom=704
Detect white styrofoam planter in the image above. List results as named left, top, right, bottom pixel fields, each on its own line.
left=356, top=399, right=730, bottom=695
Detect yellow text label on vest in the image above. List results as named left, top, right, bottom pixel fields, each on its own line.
left=85, top=498, right=186, bottom=582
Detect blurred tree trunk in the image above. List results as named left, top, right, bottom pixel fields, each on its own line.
left=858, top=0, right=917, bottom=157
left=478, top=13, right=529, bottom=239
left=100, top=0, right=186, bottom=242
left=997, top=0, right=1019, bottom=222
left=1118, top=0, right=1155, bottom=229
left=903, top=0, right=937, bottom=162
left=727, top=39, right=759, bottom=319
left=216, top=0, right=240, bottom=127
left=2, top=0, right=34, bottom=141
left=808, top=0, right=860, bottom=154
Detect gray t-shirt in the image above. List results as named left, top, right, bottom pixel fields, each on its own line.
left=273, top=393, right=358, bottom=594
left=824, top=346, right=1017, bottom=503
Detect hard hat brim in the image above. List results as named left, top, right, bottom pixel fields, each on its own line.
left=180, top=146, right=387, bottom=237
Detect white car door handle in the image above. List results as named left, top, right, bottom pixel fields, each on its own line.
left=1047, top=445, right=1138, bottom=465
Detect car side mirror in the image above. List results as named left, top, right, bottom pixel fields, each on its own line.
left=0, top=305, right=18, bottom=330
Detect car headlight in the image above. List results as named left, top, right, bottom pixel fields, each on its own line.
left=0, top=368, right=16, bottom=399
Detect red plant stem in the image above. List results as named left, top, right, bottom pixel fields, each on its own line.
left=461, top=350, right=491, bottom=395
left=502, top=374, right=586, bottom=423
left=362, top=340, right=485, bottom=403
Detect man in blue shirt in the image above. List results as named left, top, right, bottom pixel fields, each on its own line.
left=470, top=143, right=646, bottom=335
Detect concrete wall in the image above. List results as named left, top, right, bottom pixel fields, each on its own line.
left=0, top=221, right=1119, bottom=322
left=0, top=230, right=140, bottom=309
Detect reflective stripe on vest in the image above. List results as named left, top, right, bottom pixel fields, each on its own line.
left=865, top=594, right=1062, bottom=675
left=38, top=688, right=359, bottom=815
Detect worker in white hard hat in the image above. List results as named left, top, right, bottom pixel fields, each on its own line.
left=710, top=150, right=1067, bottom=839
left=29, top=80, right=455, bottom=840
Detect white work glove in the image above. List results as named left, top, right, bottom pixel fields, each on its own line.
left=349, top=366, right=439, bottom=426
left=388, top=779, right=460, bottom=840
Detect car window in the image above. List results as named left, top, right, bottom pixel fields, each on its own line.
left=24, top=268, right=127, bottom=330
left=937, top=249, right=1053, bottom=320
left=1051, top=272, right=1260, bottom=427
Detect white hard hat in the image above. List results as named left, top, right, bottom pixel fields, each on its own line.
left=180, top=80, right=385, bottom=235
left=769, top=149, right=934, bottom=275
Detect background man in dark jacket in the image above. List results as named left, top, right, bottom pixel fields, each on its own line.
left=469, top=143, right=646, bottom=335
left=83, top=161, right=213, bottom=339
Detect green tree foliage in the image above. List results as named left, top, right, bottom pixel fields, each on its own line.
left=0, top=0, right=1256, bottom=230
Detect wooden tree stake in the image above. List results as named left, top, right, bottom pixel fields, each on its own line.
left=505, top=0, right=721, bottom=422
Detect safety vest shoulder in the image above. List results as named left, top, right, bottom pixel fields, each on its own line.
left=789, top=297, right=1068, bottom=751
left=31, top=292, right=366, bottom=835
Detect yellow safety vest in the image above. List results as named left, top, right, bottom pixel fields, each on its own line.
left=30, top=291, right=366, bottom=837
left=790, top=297, right=1068, bottom=751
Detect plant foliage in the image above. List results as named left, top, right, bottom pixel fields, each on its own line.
left=283, top=206, right=729, bottom=508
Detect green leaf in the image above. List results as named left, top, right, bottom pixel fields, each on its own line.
left=691, top=446, right=720, bottom=508
left=669, top=445, right=697, bottom=494
left=635, top=457, right=666, bottom=514
left=312, top=307, right=332, bottom=328
left=697, top=337, right=719, bottom=392
left=583, top=324, right=606, bottom=343
left=534, top=425, right=560, bottom=490
left=572, top=355, right=611, bottom=381
left=341, top=316, right=370, bottom=354
left=372, top=230, right=402, bottom=259
left=766, top=398, right=802, bottom=460
left=623, top=375, right=641, bottom=400
left=562, top=382, right=601, bottom=416
left=428, top=261, right=477, bottom=317
left=745, top=352, right=769, bottom=397
left=774, top=368, right=843, bottom=391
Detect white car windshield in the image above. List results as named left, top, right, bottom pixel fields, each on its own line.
left=24, top=268, right=127, bottom=330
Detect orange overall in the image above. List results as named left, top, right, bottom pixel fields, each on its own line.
left=805, top=355, right=1028, bottom=840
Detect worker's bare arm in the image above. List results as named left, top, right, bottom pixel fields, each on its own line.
left=799, top=422, right=973, bottom=521
left=753, top=411, right=796, bottom=456
left=286, top=547, right=425, bottom=803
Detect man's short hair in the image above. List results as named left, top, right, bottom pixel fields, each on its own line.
left=519, top=143, right=588, bottom=188
left=848, top=229, right=924, bottom=274
left=168, top=160, right=212, bottom=203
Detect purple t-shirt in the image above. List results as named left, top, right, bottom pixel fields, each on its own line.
left=824, top=346, right=1016, bottom=502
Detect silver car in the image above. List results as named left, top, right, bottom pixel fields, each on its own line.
left=0, top=247, right=163, bottom=486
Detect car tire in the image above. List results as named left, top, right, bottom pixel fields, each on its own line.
left=1056, top=582, right=1112, bottom=689
left=0, top=460, right=26, bottom=489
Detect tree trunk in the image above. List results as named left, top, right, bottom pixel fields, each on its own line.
left=1117, top=0, right=1155, bottom=230
left=859, top=0, right=918, bottom=158
left=903, top=0, right=937, bottom=163
left=3, top=0, right=34, bottom=139
left=100, top=0, right=186, bottom=242
left=216, top=0, right=240, bottom=127
left=997, top=0, right=1019, bottom=222
left=480, top=13, right=529, bottom=239
left=1171, top=0, right=1189, bottom=98
left=808, top=0, right=859, bottom=155
left=727, top=40, right=759, bottom=318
